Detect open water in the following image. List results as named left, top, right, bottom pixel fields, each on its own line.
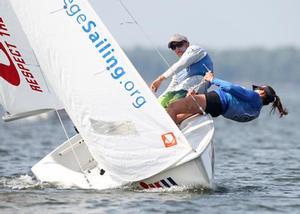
left=0, top=85, right=299, bottom=214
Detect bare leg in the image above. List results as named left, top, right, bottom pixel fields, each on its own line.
left=176, top=113, right=194, bottom=123
left=167, top=95, right=207, bottom=124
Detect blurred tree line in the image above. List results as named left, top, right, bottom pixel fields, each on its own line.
left=125, top=47, right=299, bottom=85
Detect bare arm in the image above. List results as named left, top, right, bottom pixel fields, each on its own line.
left=150, top=75, right=166, bottom=92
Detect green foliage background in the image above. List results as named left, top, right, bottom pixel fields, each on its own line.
left=125, top=47, right=299, bottom=86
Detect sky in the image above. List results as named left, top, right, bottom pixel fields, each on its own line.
left=90, top=0, right=300, bottom=50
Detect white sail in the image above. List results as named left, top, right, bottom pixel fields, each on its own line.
left=0, top=1, right=63, bottom=121
left=9, top=0, right=193, bottom=184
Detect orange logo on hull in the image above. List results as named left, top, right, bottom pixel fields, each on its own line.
left=161, top=132, right=177, bottom=148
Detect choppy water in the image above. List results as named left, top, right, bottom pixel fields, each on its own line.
left=0, top=85, right=299, bottom=214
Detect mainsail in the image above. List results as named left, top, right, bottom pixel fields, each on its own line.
left=8, top=0, right=193, bottom=184
left=0, top=1, right=63, bottom=121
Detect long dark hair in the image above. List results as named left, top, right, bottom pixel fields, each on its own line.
left=263, top=86, right=288, bottom=117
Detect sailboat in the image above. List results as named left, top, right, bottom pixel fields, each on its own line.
left=0, top=0, right=215, bottom=190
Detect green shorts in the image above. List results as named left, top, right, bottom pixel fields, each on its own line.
left=159, top=89, right=188, bottom=108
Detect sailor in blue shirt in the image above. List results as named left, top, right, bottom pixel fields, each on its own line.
left=167, top=72, right=288, bottom=124
left=212, top=78, right=263, bottom=122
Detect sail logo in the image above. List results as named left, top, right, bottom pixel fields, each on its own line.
left=161, top=132, right=177, bottom=148
left=0, top=42, right=20, bottom=86
left=63, top=1, right=146, bottom=109
left=0, top=17, right=43, bottom=92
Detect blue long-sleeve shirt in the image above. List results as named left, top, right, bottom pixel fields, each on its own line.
left=211, top=78, right=263, bottom=122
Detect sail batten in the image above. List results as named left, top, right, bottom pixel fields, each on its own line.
left=8, top=0, right=192, bottom=184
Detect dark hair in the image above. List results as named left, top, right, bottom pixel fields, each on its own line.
left=262, top=86, right=288, bottom=117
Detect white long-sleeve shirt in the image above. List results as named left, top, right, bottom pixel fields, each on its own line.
left=162, top=45, right=207, bottom=79
left=162, top=45, right=208, bottom=93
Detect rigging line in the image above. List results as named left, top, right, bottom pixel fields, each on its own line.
left=117, top=0, right=170, bottom=67
left=55, top=110, right=92, bottom=187
left=190, top=63, right=212, bottom=92
left=190, top=95, right=206, bottom=115
left=30, top=49, right=52, bottom=93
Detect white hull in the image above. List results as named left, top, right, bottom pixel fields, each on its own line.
left=32, top=115, right=214, bottom=190
left=138, top=141, right=214, bottom=189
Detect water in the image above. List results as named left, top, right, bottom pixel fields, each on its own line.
left=1, top=85, right=299, bottom=213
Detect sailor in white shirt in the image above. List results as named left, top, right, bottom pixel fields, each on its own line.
left=150, top=34, right=214, bottom=108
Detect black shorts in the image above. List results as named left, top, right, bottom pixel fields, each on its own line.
left=205, top=91, right=223, bottom=117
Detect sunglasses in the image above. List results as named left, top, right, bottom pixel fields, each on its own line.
left=169, top=41, right=186, bottom=50
left=252, top=85, right=264, bottom=91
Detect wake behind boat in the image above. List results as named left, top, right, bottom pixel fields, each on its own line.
left=0, top=0, right=215, bottom=190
